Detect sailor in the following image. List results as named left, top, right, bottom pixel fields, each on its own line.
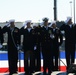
left=0, top=26, right=4, bottom=49
left=60, top=17, right=76, bottom=70
left=49, top=21, right=63, bottom=71
left=20, top=20, right=35, bottom=75
left=33, top=23, right=42, bottom=72
left=2, top=19, right=20, bottom=75
left=41, top=17, right=53, bottom=75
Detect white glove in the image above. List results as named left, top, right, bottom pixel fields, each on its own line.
left=34, top=46, right=37, bottom=50
left=61, top=30, right=65, bottom=34
left=50, top=34, right=55, bottom=39
left=0, top=43, right=3, bottom=49
left=23, top=23, right=26, bottom=28
left=17, top=45, right=21, bottom=50
left=5, top=23, right=10, bottom=27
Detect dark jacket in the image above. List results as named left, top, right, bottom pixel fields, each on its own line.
left=41, top=26, right=52, bottom=44
left=0, top=26, right=4, bottom=44
left=60, top=24, right=75, bottom=44
left=34, top=26, right=42, bottom=45
left=2, top=26, right=20, bottom=50
left=20, top=27, right=35, bottom=51
left=50, top=27, right=63, bottom=47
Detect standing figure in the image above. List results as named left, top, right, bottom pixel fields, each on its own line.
left=41, top=17, right=53, bottom=75
left=49, top=21, right=63, bottom=71
left=33, top=24, right=42, bottom=72
left=0, top=26, right=4, bottom=49
left=60, top=17, right=76, bottom=70
left=20, top=20, right=35, bottom=75
left=2, top=20, right=20, bottom=75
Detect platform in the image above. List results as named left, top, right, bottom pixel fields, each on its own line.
left=0, top=71, right=75, bottom=75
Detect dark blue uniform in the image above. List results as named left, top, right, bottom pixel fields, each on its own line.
left=0, top=26, right=4, bottom=45
left=50, top=27, right=63, bottom=71
left=41, top=26, right=53, bottom=74
left=34, top=25, right=42, bottom=71
left=20, top=27, right=35, bottom=75
left=2, top=26, right=20, bottom=74
left=60, top=24, right=76, bottom=69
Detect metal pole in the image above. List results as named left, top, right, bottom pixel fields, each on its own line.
left=69, top=1, right=72, bottom=17
left=54, top=0, right=57, bottom=21
left=74, top=0, right=75, bottom=24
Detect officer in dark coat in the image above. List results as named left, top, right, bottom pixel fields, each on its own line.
left=20, top=20, right=35, bottom=75
left=33, top=24, right=42, bottom=72
left=2, top=20, right=20, bottom=75
left=49, top=21, right=63, bottom=71
left=0, top=26, right=4, bottom=49
left=60, top=17, right=76, bottom=70
left=41, top=17, right=53, bottom=75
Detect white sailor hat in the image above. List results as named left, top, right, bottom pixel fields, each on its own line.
left=5, top=19, right=15, bottom=27
left=23, top=20, right=31, bottom=27
left=64, top=20, right=67, bottom=24
left=49, top=21, right=56, bottom=27
left=66, top=17, right=72, bottom=23
left=9, top=19, right=15, bottom=23
left=25, top=20, right=31, bottom=25
left=23, top=22, right=26, bottom=27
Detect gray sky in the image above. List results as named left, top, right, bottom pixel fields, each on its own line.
left=0, top=0, right=76, bottom=23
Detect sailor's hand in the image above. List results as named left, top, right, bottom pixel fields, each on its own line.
left=5, top=23, right=10, bottom=27
left=17, top=45, right=21, bottom=50
left=50, top=34, right=55, bottom=39
left=61, top=30, right=65, bottom=34
left=34, top=45, right=37, bottom=50
left=0, top=43, right=3, bottom=49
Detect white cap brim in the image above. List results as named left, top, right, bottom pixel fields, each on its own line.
left=49, top=21, right=56, bottom=27
left=25, top=20, right=31, bottom=25
left=9, top=19, right=15, bottom=23
left=23, top=22, right=26, bottom=27
left=23, top=20, right=31, bottom=27
left=66, top=17, right=72, bottom=23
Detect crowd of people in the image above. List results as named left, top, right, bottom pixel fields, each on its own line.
left=0, top=17, right=76, bottom=75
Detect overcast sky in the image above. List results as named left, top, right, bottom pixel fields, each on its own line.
left=0, top=0, right=76, bottom=23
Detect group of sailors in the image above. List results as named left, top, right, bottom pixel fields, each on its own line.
left=0, top=17, right=76, bottom=75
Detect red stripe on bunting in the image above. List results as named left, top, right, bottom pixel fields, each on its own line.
left=0, top=66, right=66, bottom=73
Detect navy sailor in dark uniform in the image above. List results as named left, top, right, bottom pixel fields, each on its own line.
left=33, top=23, right=42, bottom=72
left=60, top=17, right=76, bottom=70
left=0, top=26, right=4, bottom=49
left=49, top=21, right=63, bottom=71
left=2, top=19, right=20, bottom=75
left=41, top=17, right=53, bottom=75
left=20, top=20, right=35, bottom=75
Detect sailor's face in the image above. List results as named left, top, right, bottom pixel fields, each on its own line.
left=27, top=22, right=31, bottom=28
left=52, top=24, right=56, bottom=28
left=44, top=21, right=48, bottom=26
left=68, top=19, right=72, bottom=24
left=10, top=22, right=15, bottom=28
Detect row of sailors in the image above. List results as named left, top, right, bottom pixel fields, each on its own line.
left=0, top=17, right=76, bottom=75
